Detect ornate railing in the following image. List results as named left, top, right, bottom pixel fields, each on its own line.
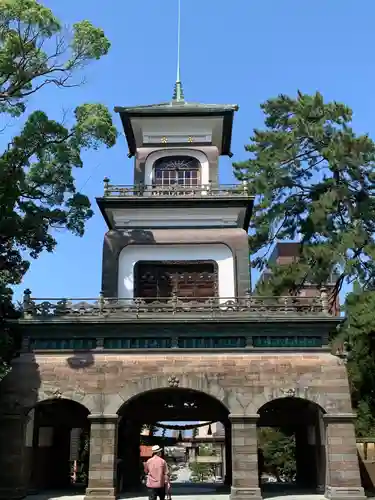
left=21, top=289, right=330, bottom=319
left=102, top=179, right=249, bottom=198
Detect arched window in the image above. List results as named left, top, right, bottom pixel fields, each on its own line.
left=153, top=155, right=201, bottom=187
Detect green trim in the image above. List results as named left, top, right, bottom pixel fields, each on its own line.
left=27, top=335, right=324, bottom=351
left=252, top=336, right=322, bottom=348
left=178, top=337, right=246, bottom=348
left=103, top=338, right=171, bottom=349
left=172, top=81, right=185, bottom=102
left=30, top=338, right=96, bottom=350
left=15, top=317, right=342, bottom=328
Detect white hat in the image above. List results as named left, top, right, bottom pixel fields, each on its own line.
left=152, top=445, right=162, bottom=453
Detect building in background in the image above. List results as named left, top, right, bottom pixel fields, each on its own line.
left=259, top=242, right=340, bottom=316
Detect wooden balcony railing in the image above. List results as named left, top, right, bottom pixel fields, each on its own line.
left=21, top=289, right=331, bottom=320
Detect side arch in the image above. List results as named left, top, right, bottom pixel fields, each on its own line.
left=35, top=386, right=95, bottom=414
left=250, top=387, right=329, bottom=414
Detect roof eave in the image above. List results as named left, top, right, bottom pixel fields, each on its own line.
left=114, top=104, right=239, bottom=114
left=115, top=105, right=238, bottom=158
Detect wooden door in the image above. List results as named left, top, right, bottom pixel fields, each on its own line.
left=134, top=261, right=218, bottom=300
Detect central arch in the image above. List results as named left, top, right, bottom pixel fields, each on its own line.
left=116, top=387, right=230, bottom=493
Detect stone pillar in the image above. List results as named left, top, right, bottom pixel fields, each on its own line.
left=221, top=443, right=226, bottom=479
left=324, top=414, right=365, bottom=500
left=84, top=414, right=118, bottom=500
left=316, top=414, right=326, bottom=493
left=224, top=419, right=232, bottom=485
left=229, top=414, right=262, bottom=500
left=0, top=412, right=28, bottom=499
left=122, top=420, right=141, bottom=489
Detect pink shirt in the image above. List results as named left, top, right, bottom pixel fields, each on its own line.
left=144, top=455, right=169, bottom=488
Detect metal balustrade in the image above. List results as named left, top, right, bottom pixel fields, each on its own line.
left=21, top=289, right=330, bottom=319
left=102, top=179, right=250, bottom=198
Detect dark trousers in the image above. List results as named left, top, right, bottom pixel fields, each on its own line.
left=148, top=487, right=166, bottom=500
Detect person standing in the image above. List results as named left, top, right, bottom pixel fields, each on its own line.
left=144, top=445, right=169, bottom=500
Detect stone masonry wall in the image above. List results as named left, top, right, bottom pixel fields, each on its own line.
left=0, top=352, right=364, bottom=500
left=0, top=352, right=352, bottom=416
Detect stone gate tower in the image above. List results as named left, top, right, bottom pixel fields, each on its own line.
left=99, top=85, right=250, bottom=303
left=0, top=85, right=365, bottom=500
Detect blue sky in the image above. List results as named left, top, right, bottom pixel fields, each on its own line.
left=12, top=0, right=375, bottom=302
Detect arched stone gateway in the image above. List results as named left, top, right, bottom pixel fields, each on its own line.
left=0, top=397, right=90, bottom=498
left=104, top=374, right=229, bottom=415
left=0, top=353, right=364, bottom=500
left=258, top=397, right=326, bottom=491
left=115, top=386, right=230, bottom=492
left=24, top=399, right=90, bottom=493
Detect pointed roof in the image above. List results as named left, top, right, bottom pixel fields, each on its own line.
left=114, top=84, right=239, bottom=157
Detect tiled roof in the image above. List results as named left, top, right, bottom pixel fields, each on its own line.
left=140, top=445, right=153, bottom=458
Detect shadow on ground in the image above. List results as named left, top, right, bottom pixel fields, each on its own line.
left=26, top=482, right=327, bottom=500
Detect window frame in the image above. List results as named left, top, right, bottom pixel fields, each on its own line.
left=152, top=155, right=201, bottom=188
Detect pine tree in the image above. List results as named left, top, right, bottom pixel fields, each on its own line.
left=0, top=0, right=117, bottom=377
left=342, top=289, right=375, bottom=435
left=234, top=91, right=375, bottom=297
left=234, top=91, right=375, bottom=437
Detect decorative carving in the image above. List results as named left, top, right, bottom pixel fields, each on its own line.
left=154, top=156, right=200, bottom=172
left=23, top=295, right=325, bottom=320
left=72, top=386, right=86, bottom=400
left=280, top=388, right=296, bottom=398
left=52, top=389, right=63, bottom=399
left=168, top=376, right=180, bottom=388
left=134, top=260, right=218, bottom=302
left=102, top=183, right=249, bottom=198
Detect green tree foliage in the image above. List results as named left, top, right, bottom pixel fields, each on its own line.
left=189, top=445, right=216, bottom=482
left=341, top=290, right=375, bottom=436
left=234, top=91, right=375, bottom=438
left=258, top=428, right=296, bottom=483
left=0, top=0, right=117, bottom=376
left=234, top=91, right=375, bottom=298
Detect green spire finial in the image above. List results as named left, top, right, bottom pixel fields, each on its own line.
left=173, top=80, right=184, bottom=102
left=172, top=0, right=185, bottom=102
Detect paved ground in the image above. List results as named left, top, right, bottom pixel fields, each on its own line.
left=174, top=465, right=192, bottom=482
left=25, top=483, right=326, bottom=500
